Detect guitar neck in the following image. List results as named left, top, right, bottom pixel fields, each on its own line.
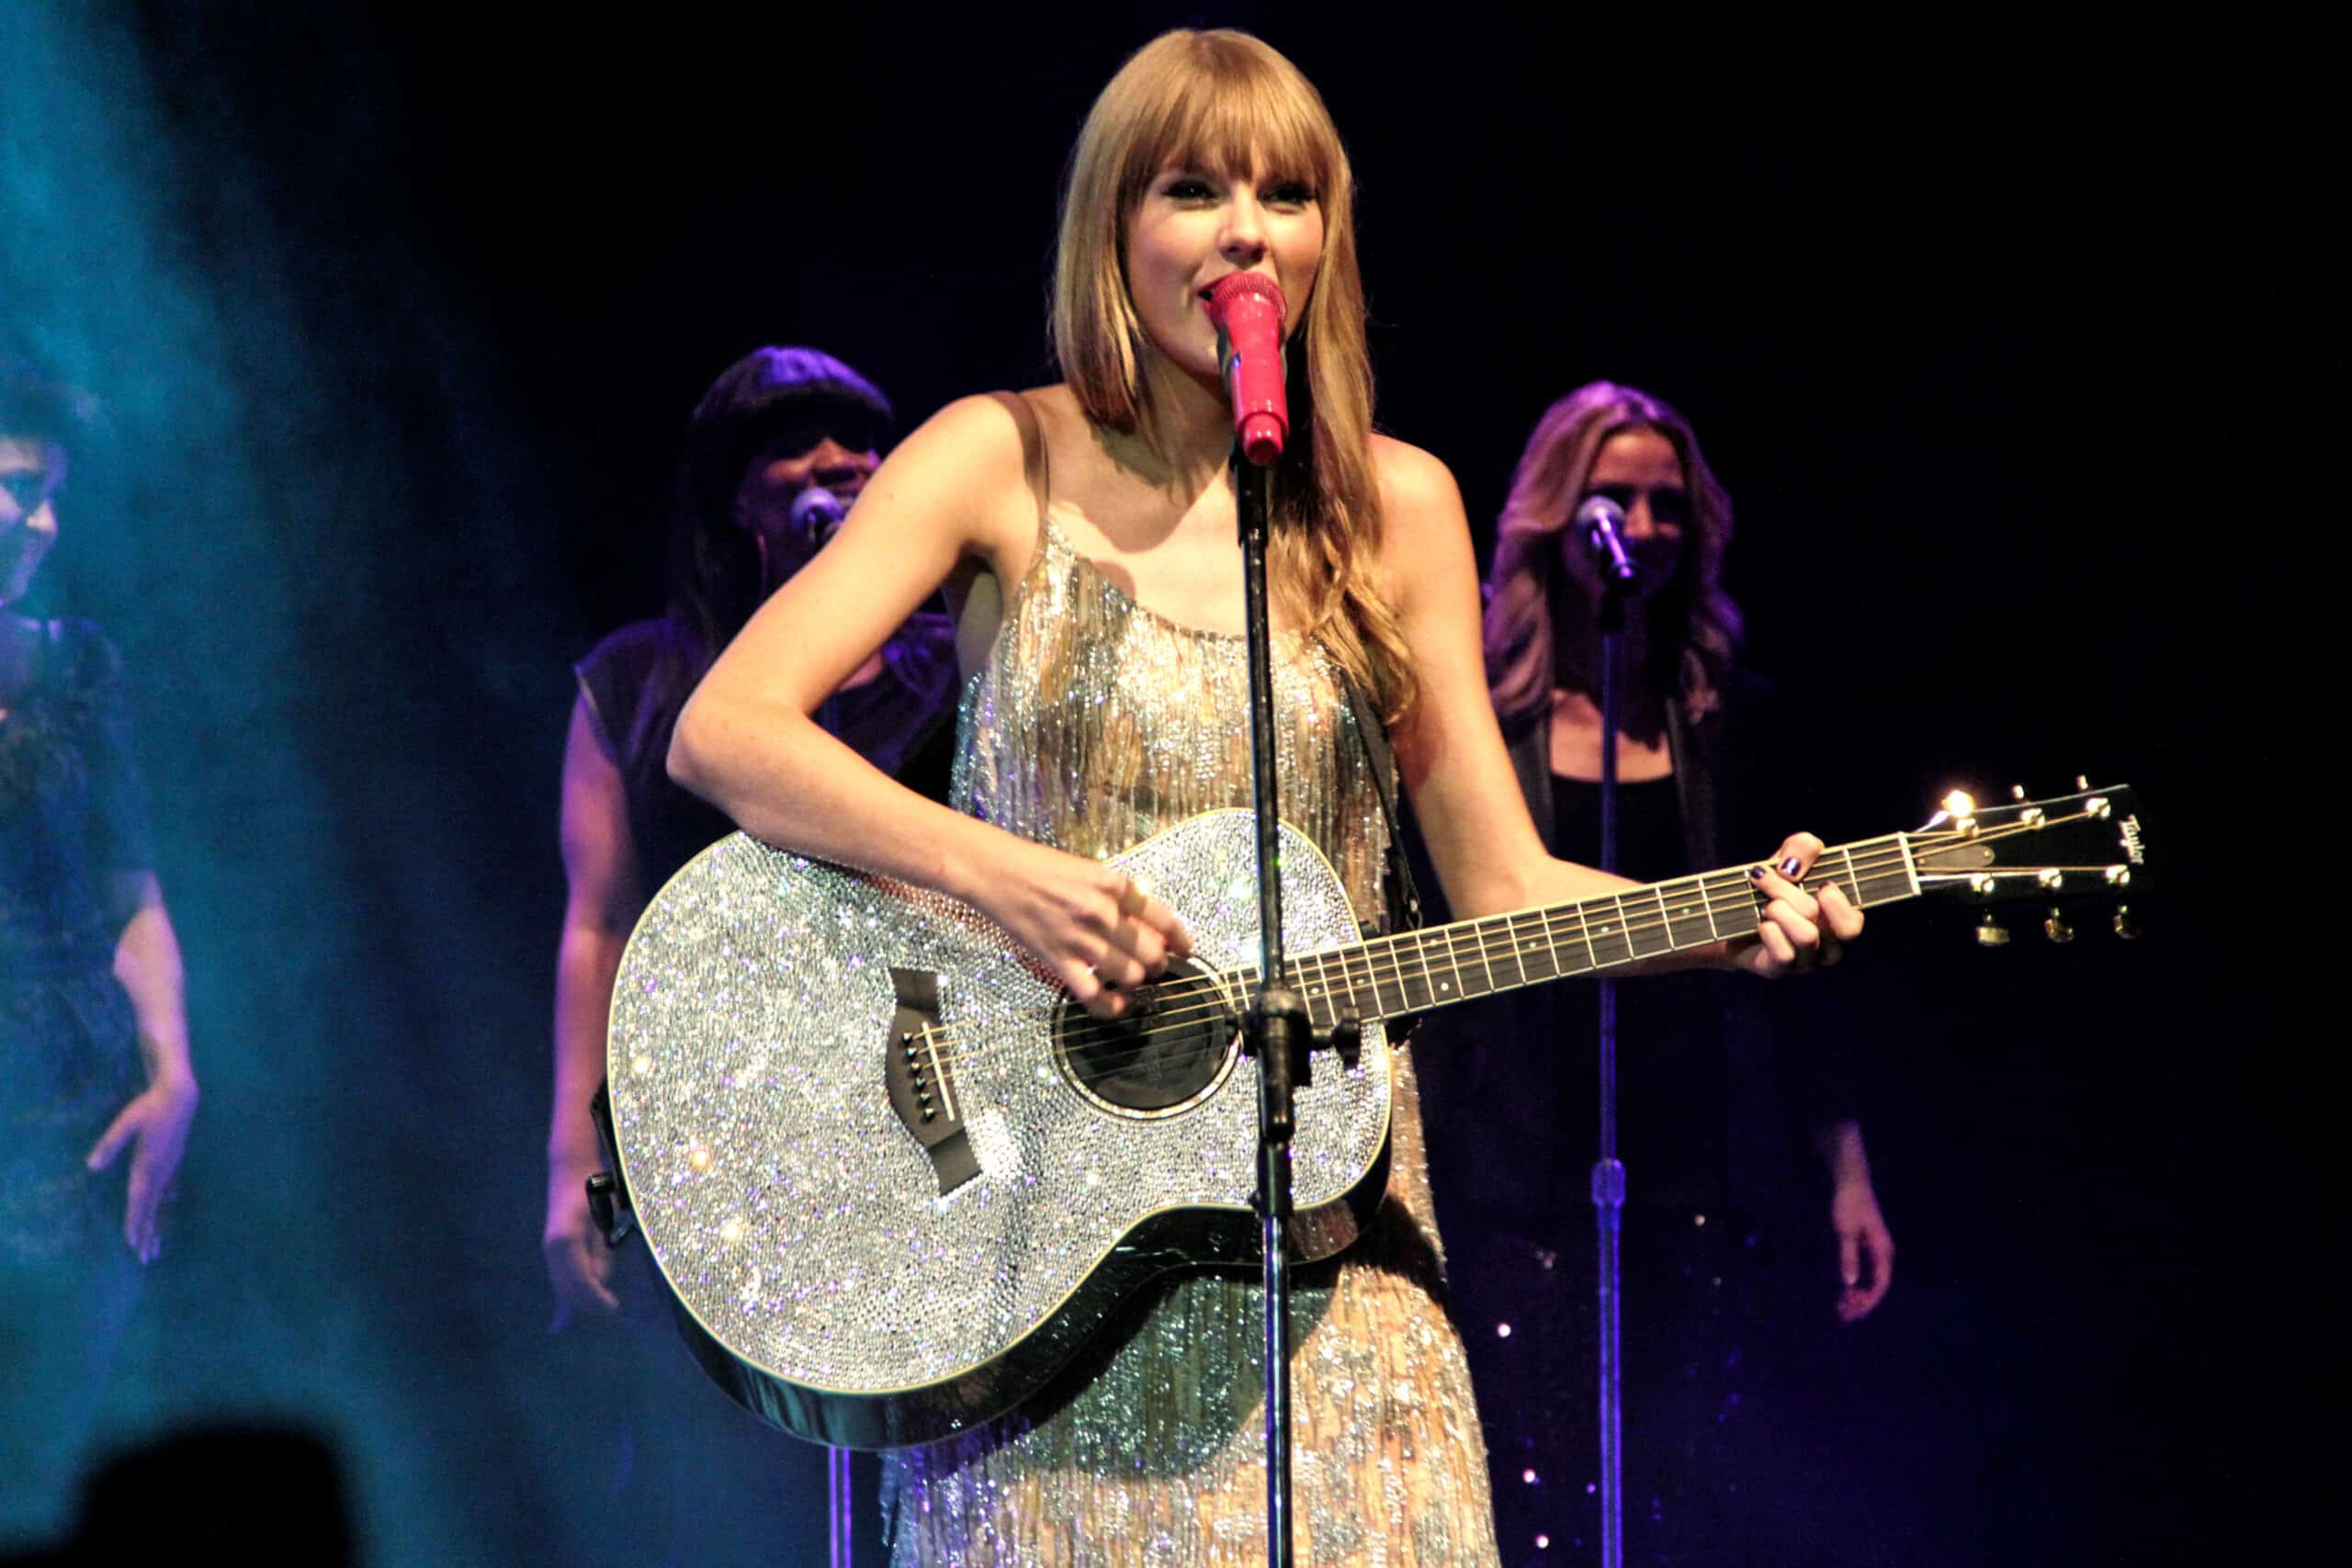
left=1252, top=832, right=1922, bottom=1032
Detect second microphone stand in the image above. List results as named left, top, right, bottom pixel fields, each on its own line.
left=1591, top=567, right=1632, bottom=1568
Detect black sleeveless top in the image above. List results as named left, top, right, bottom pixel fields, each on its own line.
left=1426, top=773, right=1738, bottom=1228
left=575, top=613, right=959, bottom=889
left=1418, top=676, right=1861, bottom=1238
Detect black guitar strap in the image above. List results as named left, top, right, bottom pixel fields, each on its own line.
left=1337, top=668, right=1422, bottom=938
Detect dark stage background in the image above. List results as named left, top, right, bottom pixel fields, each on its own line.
left=3, top=4, right=2306, bottom=1563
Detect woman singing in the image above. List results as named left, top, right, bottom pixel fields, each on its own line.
left=668, top=33, right=1861, bottom=1565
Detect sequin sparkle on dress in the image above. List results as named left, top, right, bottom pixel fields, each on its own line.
left=880, top=506, right=1502, bottom=1567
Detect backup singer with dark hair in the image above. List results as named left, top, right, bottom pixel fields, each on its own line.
left=667, top=32, right=1864, bottom=1566
left=547, top=345, right=954, bottom=1317
left=1426, top=380, right=1895, bottom=1563
left=1, top=361, right=197, bottom=1547
left=543, top=345, right=953, bottom=1564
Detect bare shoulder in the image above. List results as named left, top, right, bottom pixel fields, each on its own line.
left=901, top=390, right=1034, bottom=473
left=1014, top=383, right=1118, bottom=495
left=1371, top=434, right=1468, bottom=530
left=874, top=391, right=1043, bottom=576
left=1368, top=434, right=1474, bottom=605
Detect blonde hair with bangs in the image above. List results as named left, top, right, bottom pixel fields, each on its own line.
left=1053, top=28, right=1415, bottom=726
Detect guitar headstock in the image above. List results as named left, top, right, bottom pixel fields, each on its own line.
left=1910, top=779, right=2151, bottom=945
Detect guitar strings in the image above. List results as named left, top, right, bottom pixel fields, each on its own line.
left=926, top=812, right=2092, bottom=1077
left=926, top=823, right=2017, bottom=1076
left=917, top=815, right=2079, bottom=1078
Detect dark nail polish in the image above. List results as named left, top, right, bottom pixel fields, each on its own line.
left=1780, top=856, right=1803, bottom=877
left=1747, top=864, right=1769, bottom=882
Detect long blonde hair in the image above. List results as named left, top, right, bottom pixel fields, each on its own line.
left=1484, top=381, right=1743, bottom=731
left=1052, top=28, right=1414, bottom=725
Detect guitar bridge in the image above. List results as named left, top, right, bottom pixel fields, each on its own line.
left=885, top=967, right=979, bottom=1196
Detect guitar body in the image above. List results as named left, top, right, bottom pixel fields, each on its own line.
left=606, top=809, right=1392, bottom=1450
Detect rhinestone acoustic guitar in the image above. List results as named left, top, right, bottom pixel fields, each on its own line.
left=603, top=784, right=2146, bottom=1449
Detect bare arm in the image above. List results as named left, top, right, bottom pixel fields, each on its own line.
left=669, top=393, right=1189, bottom=1016
left=545, top=692, right=643, bottom=1317
left=87, top=871, right=197, bottom=1263
left=1377, top=437, right=1614, bottom=920
left=1374, top=436, right=1858, bottom=974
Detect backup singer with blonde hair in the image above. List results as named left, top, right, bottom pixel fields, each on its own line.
left=1484, top=381, right=1742, bottom=733
left=670, top=28, right=1861, bottom=1564
left=1423, top=379, right=1897, bottom=1558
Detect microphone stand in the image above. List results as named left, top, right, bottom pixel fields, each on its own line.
left=828, top=1448, right=854, bottom=1568
left=1235, top=444, right=1307, bottom=1568
left=1591, top=569, right=1632, bottom=1568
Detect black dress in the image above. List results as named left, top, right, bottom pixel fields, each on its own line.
left=0, top=618, right=155, bottom=1543
left=1418, top=681, right=1861, bottom=1568
left=574, top=611, right=959, bottom=890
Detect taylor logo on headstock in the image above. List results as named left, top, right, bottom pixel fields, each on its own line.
left=2121, top=815, right=2147, bottom=865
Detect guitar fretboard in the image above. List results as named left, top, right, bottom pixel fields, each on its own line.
left=1236, top=833, right=1919, bottom=1029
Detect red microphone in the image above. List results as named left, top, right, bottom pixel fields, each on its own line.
left=1205, top=273, right=1289, bottom=466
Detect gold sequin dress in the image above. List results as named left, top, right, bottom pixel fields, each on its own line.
left=882, top=515, right=1501, bottom=1566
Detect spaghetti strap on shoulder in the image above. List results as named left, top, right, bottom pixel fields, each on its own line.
left=997, top=389, right=1054, bottom=519
left=977, top=389, right=1056, bottom=594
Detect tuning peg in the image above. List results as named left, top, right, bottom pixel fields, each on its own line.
left=2012, top=784, right=2027, bottom=801
left=2076, top=774, right=2090, bottom=791
left=2111, top=906, right=2142, bottom=941
left=1974, top=912, right=2011, bottom=948
left=2043, top=908, right=2075, bottom=943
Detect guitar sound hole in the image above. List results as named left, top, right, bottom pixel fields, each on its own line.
left=1054, top=959, right=1239, bottom=1116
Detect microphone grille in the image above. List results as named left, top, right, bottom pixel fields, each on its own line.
left=1573, top=494, right=1626, bottom=529
left=789, top=488, right=847, bottom=526
left=1205, top=272, right=1287, bottom=330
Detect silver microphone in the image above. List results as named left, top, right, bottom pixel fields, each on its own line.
left=788, top=487, right=849, bottom=548
left=1574, top=495, right=1639, bottom=587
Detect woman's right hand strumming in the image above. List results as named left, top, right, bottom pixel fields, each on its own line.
left=967, top=834, right=1194, bottom=1021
